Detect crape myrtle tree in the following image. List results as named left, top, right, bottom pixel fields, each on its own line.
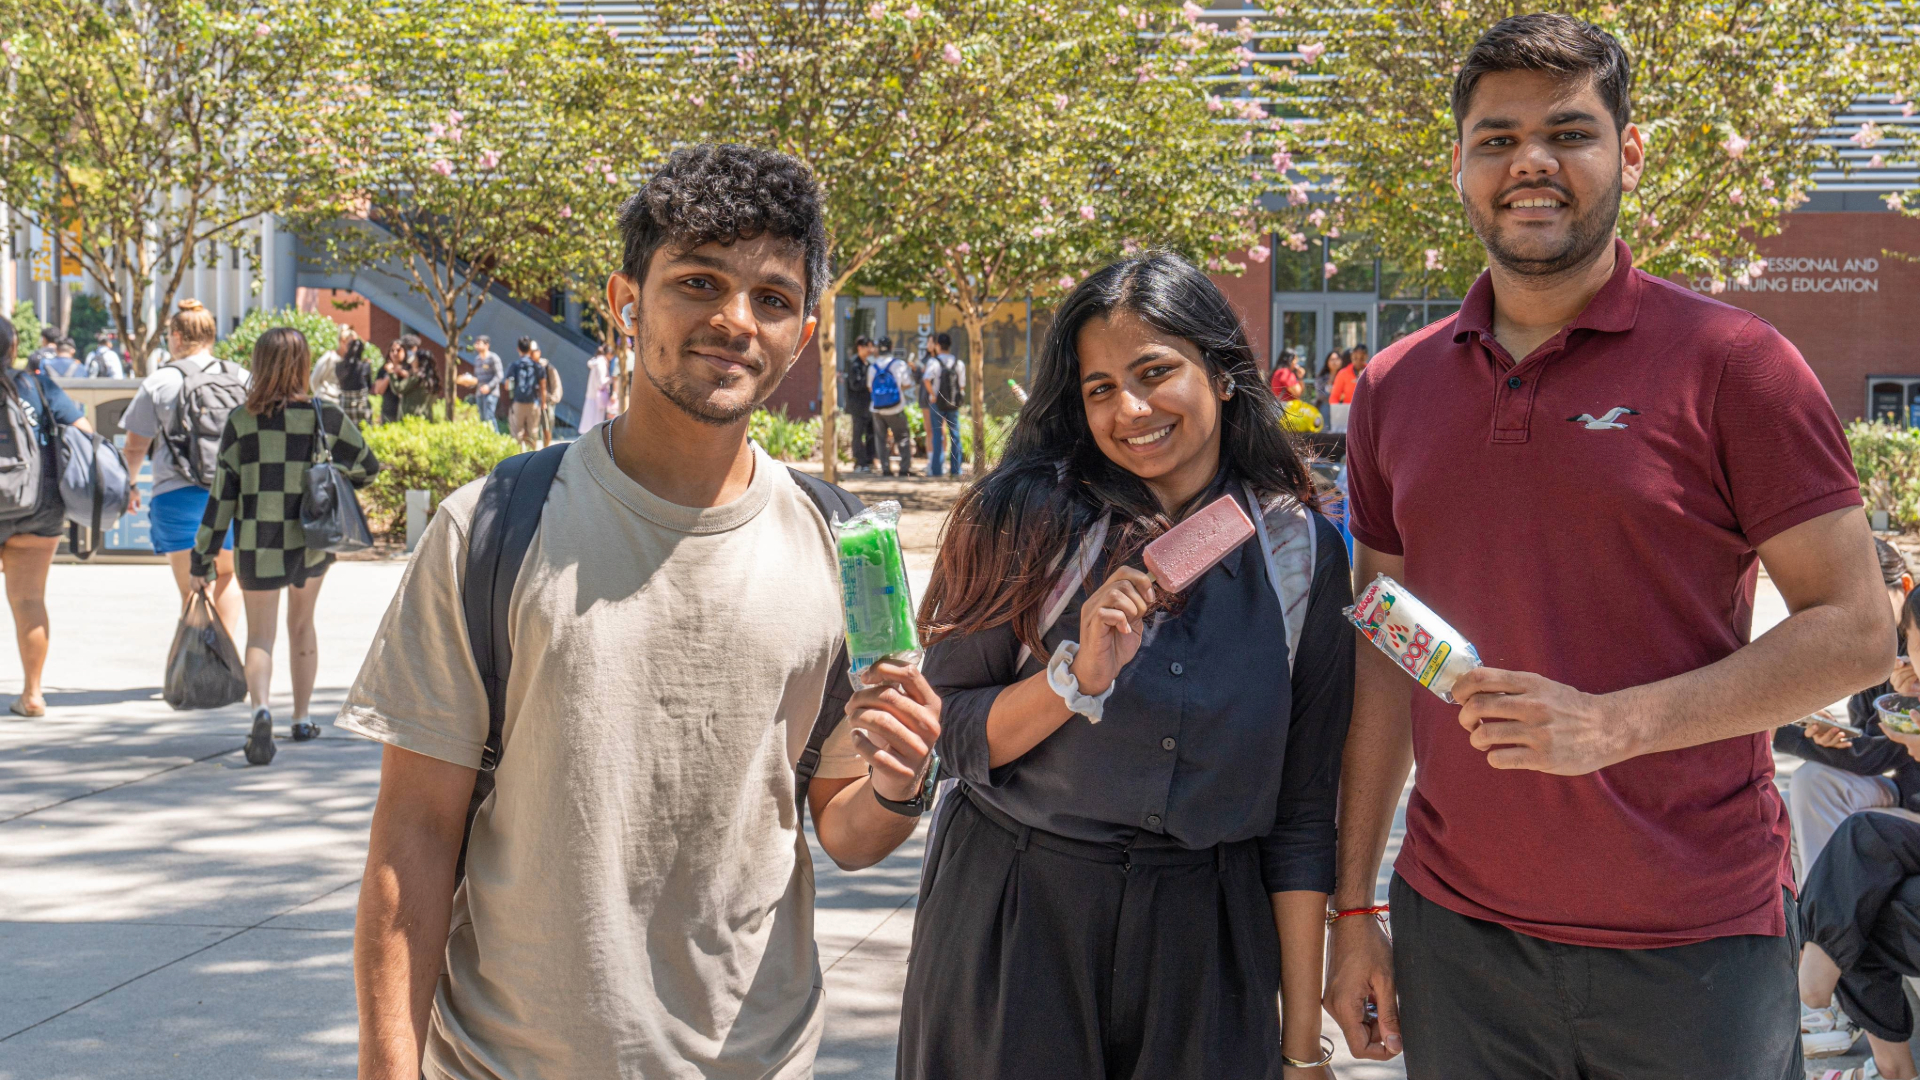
left=294, top=0, right=637, bottom=420
left=1253, top=0, right=1920, bottom=293
left=0, top=0, right=359, bottom=370
left=870, top=1, right=1271, bottom=475
left=646, top=0, right=1105, bottom=482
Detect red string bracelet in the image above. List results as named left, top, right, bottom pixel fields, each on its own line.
left=1325, top=904, right=1389, bottom=928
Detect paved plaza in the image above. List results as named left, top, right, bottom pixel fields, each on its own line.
left=0, top=556, right=1810, bottom=1078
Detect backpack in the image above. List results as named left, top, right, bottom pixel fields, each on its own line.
left=163, top=360, right=247, bottom=488
left=0, top=383, right=43, bottom=522
left=336, top=351, right=371, bottom=393
left=869, top=359, right=902, bottom=410
left=509, top=359, right=544, bottom=402
left=455, top=443, right=864, bottom=877
left=934, top=357, right=962, bottom=410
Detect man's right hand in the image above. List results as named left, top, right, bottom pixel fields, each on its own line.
left=1324, top=913, right=1403, bottom=1060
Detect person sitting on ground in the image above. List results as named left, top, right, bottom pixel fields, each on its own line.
left=189, top=328, right=380, bottom=766
left=0, top=315, right=96, bottom=717
left=1801, top=811, right=1920, bottom=1080
left=1776, top=537, right=1920, bottom=878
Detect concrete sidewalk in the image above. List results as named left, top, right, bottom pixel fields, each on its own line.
left=0, top=559, right=1810, bottom=1078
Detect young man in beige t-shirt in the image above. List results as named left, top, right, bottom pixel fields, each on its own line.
left=342, top=145, right=942, bottom=1080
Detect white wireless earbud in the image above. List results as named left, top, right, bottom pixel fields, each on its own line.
left=620, top=302, right=636, bottom=332
left=1454, top=170, right=1463, bottom=193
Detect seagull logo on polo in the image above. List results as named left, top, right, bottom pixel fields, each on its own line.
left=1568, top=407, right=1640, bottom=430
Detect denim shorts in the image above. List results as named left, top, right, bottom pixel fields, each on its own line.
left=148, top=486, right=232, bottom=555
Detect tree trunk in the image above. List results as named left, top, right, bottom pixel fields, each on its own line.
left=965, top=312, right=987, bottom=476
left=815, top=279, right=840, bottom=483
left=441, top=314, right=459, bottom=422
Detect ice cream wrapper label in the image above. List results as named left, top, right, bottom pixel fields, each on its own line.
left=833, top=500, right=922, bottom=680
left=1344, top=574, right=1482, bottom=703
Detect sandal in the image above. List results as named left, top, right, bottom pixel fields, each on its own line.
left=1819, top=1063, right=1884, bottom=1080
left=1805, top=1004, right=1864, bottom=1058
left=9, top=696, right=44, bottom=717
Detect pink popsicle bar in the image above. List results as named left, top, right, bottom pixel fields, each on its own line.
left=1142, top=494, right=1256, bottom=593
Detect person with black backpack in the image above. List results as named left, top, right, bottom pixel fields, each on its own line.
left=0, top=315, right=97, bottom=717
left=843, top=334, right=876, bottom=472
left=121, top=298, right=249, bottom=636
left=338, top=145, right=935, bottom=1080
left=922, top=331, right=965, bottom=478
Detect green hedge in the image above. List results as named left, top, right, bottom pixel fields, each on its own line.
left=1850, top=421, right=1920, bottom=529
left=214, top=307, right=348, bottom=368
left=360, top=417, right=521, bottom=535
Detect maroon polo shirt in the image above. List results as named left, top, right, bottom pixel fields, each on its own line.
left=1345, top=240, right=1861, bottom=948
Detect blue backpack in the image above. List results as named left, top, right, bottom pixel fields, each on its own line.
left=869, top=360, right=901, bottom=409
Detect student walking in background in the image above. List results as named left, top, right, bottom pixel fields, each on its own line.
left=504, top=337, right=548, bottom=451
left=391, top=345, right=440, bottom=421
left=121, top=299, right=248, bottom=637
left=902, top=253, right=1352, bottom=1080
left=845, top=335, right=876, bottom=473
left=1315, top=348, right=1344, bottom=418
left=84, top=329, right=125, bottom=379
left=581, top=342, right=610, bottom=431
left=333, top=339, right=374, bottom=426
left=868, top=336, right=916, bottom=477
left=0, top=316, right=97, bottom=717
left=1327, top=345, right=1361, bottom=432
left=310, top=326, right=356, bottom=403
left=469, top=335, right=504, bottom=430
left=923, top=332, right=964, bottom=478
left=190, top=328, right=379, bottom=766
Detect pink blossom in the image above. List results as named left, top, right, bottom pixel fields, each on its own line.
left=1759, top=175, right=1774, bottom=190
left=904, top=3, right=922, bottom=19
left=1298, top=42, right=1325, bottom=64
left=736, top=48, right=756, bottom=69
left=1728, top=189, right=1744, bottom=206
left=559, top=205, right=573, bottom=219
left=1286, top=183, right=1309, bottom=206
left=1720, top=133, right=1748, bottom=159
left=254, top=21, right=271, bottom=38
left=1733, top=273, right=1751, bottom=288
left=478, top=149, right=501, bottom=170
left=1285, top=232, right=1308, bottom=252
left=430, top=159, right=454, bottom=177
left=1182, top=1, right=1204, bottom=21
left=955, top=242, right=971, bottom=255
left=1058, top=276, right=1074, bottom=289
left=1135, top=13, right=1149, bottom=29
left=1236, top=17, right=1256, bottom=43
left=1746, top=259, right=1767, bottom=278
left=1869, top=154, right=1886, bottom=169
left=1888, top=193, right=1907, bottom=212
left=1708, top=279, right=1727, bottom=294
left=1904, top=103, right=1916, bottom=118
left=605, top=25, right=619, bottom=40
left=1323, top=262, right=1337, bottom=279
left=943, top=43, right=962, bottom=64
left=1851, top=121, right=1882, bottom=148
left=1116, top=5, right=1128, bottom=16
left=1270, top=150, right=1292, bottom=173
left=1234, top=46, right=1255, bottom=67
left=449, top=111, right=464, bottom=125
left=1053, top=93, right=1070, bottom=111
left=1424, top=248, right=1444, bottom=271
left=428, top=122, right=446, bottom=139
left=1247, top=244, right=1270, bottom=263
left=868, top=2, right=885, bottom=16
left=1236, top=100, right=1268, bottom=121
left=689, top=94, right=705, bottom=107
left=1306, top=207, right=1327, bottom=228
left=1207, top=95, right=1223, bottom=112
left=1079, top=205, right=1097, bottom=221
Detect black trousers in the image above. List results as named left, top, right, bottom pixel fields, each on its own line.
left=1802, top=810, right=1920, bottom=1042
left=873, top=410, right=912, bottom=475
left=897, top=791, right=1282, bottom=1080
left=1390, top=875, right=1801, bottom=1079
left=847, top=398, right=875, bottom=468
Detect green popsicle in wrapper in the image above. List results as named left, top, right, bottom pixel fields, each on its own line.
left=834, top=501, right=922, bottom=681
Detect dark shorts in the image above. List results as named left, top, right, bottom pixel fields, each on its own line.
left=1389, top=874, right=1801, bottom=1079
left=0, top=459, right=67, bottom=545
left=897, top=790, right=1282, bottom=1080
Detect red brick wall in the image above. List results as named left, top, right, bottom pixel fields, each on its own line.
left=295, top=287, right=440, bottom=362
left=764, top=334, right=823, bottom=417
left=1212, top=249, right=1272, bottom=374
left=1703, top=212, right=1920, bottom=421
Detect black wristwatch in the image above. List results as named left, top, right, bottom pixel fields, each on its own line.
left=870, top=756, right=940, bottom=817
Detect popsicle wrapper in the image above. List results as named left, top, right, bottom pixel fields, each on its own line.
left=1344, top=574, right=1482, bottom=703
left=833, top=501, right=922, bottom=681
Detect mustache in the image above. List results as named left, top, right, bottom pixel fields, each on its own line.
left=681, top=337, right=760, bottom=371
left=1493, top=180, right=1575, bottom=205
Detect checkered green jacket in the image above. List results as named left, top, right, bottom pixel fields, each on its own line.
left=189, top=401, right=381, bottom=586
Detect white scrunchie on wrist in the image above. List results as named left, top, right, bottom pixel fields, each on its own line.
left=1046, top=640, right=1115, bottom=723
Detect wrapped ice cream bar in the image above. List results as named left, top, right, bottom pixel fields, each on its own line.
left=1344, top=574, right=1482, bottom=703
left=1143, top=495, right=1256, bottom=593
left=834, top=501, right=922, bottom=680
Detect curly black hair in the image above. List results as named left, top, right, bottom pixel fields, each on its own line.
left=618, top=144, right=831, bottom=317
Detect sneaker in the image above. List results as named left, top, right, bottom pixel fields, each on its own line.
left=1817, top=1063, right=1884, bottom=1080
left=244, top=708, right=276, bottom=766
left=291, top=719, right=321, bottom=742
left=1802, top=1003, right=1862, bottom=1058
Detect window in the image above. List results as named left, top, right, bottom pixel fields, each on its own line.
left=1273, top=238, right=1321, bottom=293
left=1326, top=238, right=1376, bottom=293
left=1380, top=304, right=1426, bottom=346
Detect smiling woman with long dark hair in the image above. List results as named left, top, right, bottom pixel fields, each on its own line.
left=898, top=252, right=1354, bottom=1079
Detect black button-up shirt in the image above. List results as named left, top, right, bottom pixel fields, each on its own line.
left=925, top=502, right=1355, bottom=895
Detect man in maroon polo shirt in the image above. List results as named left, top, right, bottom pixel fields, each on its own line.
left=1323, top=14, right=1894, bottom=1078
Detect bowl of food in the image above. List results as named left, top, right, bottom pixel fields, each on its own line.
left=1875, top=693, right=1920, bottom=735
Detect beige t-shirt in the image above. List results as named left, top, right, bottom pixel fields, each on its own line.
left=338, top=435, right=863, bottom=1080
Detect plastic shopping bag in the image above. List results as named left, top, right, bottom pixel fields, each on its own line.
left=163, top=586, right=247, bottom=711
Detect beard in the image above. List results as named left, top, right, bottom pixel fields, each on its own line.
left=636, top=334, right=767, bottom=426
left=1468, top=173, right=1622, bottom=279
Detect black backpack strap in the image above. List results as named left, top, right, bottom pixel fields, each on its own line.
left=785, top=468, right=866, bottom=820
left=455, top=441, right=567, bottom=876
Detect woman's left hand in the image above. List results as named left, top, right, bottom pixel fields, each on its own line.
left=845, top=658, right=942, bottom=802
left=1282, top=1063, right=1335, bottom=1079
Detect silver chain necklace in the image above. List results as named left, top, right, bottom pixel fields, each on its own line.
left=603, top=418, right=615, bottom=459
